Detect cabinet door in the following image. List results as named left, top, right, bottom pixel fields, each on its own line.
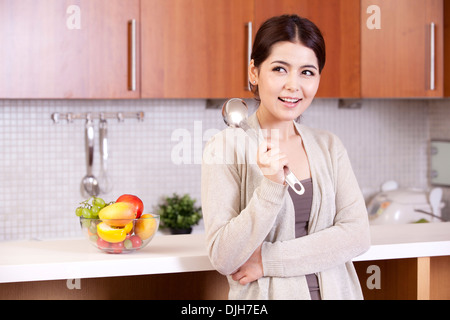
left=361, top=0, right=443, bottom=97
left=0, top=0, right=140, bottom=99
left=141, top=0, right=254, bottom=98
left=255, top=0, right=361, bottom=98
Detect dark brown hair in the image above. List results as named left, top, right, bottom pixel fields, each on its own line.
left=250, top=14, right=326, bottom=97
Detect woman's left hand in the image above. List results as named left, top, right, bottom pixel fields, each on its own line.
left=231, top=245, right=264, bottom=285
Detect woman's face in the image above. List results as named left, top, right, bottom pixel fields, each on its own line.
left=249, top=41, right=320, bottom=123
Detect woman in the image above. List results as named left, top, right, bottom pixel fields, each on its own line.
left=201, top=15, right=370, bottom=300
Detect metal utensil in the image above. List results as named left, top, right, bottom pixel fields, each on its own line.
left=98, top=118, right=112, bottom=194
left=81, top=118, right=100, bottom=197
left=222, top=98, right=305, bottom=195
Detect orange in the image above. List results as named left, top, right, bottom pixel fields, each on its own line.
left=135, top=214, right=157, bottom=240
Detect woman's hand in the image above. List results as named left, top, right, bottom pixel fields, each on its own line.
left=257, top=139, right=288, bottom=185
left=231, top=245, right=264, bottom=285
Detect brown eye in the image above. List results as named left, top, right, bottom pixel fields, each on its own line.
left=272, top=66, right=287, bottom=73
left=302, top=70, right=315, bottom=76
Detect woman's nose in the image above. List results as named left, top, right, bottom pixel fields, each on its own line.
left=284, top=74, right=300, bottom=92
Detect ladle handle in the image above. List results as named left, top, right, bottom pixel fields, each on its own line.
left=243, top=122, right=305, bottom=195
left=99, top=119, right=108, bottom=172
left=85, top=119, right=95, bottom=175
left=239, top=121, right=252, bottom=134
left=285, top=168, right=305, bottom=195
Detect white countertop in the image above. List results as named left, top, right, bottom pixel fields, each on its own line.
left=354, top=222, right=450, bottom=261
left=1, top=222, right=449, bottom=283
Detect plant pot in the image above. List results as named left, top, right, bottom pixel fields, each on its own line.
left=170, top=227, right=192, bottom=235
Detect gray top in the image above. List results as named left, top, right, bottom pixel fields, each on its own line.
left=289, top=178, right=313, bottom=238
left=288, top=178, right=320, bottom=300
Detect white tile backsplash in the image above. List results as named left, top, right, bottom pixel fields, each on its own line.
left=429, top=99, right=450, bottom=221
left=301, top=99, right=430, bottom=195
left=0, top=98, right=448, bottom=240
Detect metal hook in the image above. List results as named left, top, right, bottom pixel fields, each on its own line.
left=67, top=112, right=73, bottom=123
left=51, top=113, right=60, bottom=124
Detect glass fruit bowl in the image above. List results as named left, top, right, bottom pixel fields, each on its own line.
left=80, top=214, right=160, bottom=254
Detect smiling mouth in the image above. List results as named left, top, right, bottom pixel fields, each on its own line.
left=278, top=97, right=302, bottom=103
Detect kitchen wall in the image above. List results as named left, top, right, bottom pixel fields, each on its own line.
left=0, top=98, right=448, bottom=241
left=428, top=99, right=450, bottom=223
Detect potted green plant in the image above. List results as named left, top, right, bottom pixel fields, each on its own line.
left=157, top=193, right=202, bottom=234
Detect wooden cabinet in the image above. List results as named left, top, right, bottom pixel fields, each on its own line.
left=0, top=271, right=229, bottom=300
left=1, top=0, right=447, bottom=99
left=355, top=256, right=450, bottom=300
left=0, top=0, right=140, bottom=99
left=445, top=1, right=450, bottom=96
left=361, top=0, right=444, bottom=98
left=141, top=0, right=254, bottom=99
left=254, top=0, right=361, bottom=98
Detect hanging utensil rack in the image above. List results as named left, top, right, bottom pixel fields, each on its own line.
left=51, top=111, right=144, bottom=124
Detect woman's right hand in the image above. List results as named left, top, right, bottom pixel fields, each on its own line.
left=257, top=139, right=288, bottom=185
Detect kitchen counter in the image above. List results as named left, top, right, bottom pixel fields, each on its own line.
left=354, top=222, right=450, bottom=261
left=1, top=222, right=449, bottom=284
left=0, top=233, right=213, bottom=283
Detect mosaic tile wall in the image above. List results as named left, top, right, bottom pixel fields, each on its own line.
left=0, top=98, right=448, bottom=240
left=428, top=99, right=450, bottom=221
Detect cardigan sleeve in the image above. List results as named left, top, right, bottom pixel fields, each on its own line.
left=201, top=132, right=288, bottom=275
left=261, top=137, right=371, bottom=278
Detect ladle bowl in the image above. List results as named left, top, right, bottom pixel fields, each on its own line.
left=222, top=98, right=251, bottom=130
left=81, top=118, right=100, bottom=197
left=81, top=176, right=99, bottom=198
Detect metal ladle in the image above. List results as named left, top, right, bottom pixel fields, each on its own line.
left=98, top=118, right=112, bottom=194
left=81, top=117, right=100, bottom=197
left=222, top=98, right=305, bottom=195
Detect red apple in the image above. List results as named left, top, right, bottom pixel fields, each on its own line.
left=116, top=194, right=144, bottom=219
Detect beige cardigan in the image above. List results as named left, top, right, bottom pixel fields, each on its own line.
left=201, top=113, right=370, bottom=299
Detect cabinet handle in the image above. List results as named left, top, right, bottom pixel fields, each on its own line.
left=129, top=19, right=137, bottom=91
left=246, top=22, right=253, bottom=91
left=430, top=22, right=435, bottom=91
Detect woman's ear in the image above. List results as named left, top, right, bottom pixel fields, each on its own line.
left=248, top=59, right=258, bottom=85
